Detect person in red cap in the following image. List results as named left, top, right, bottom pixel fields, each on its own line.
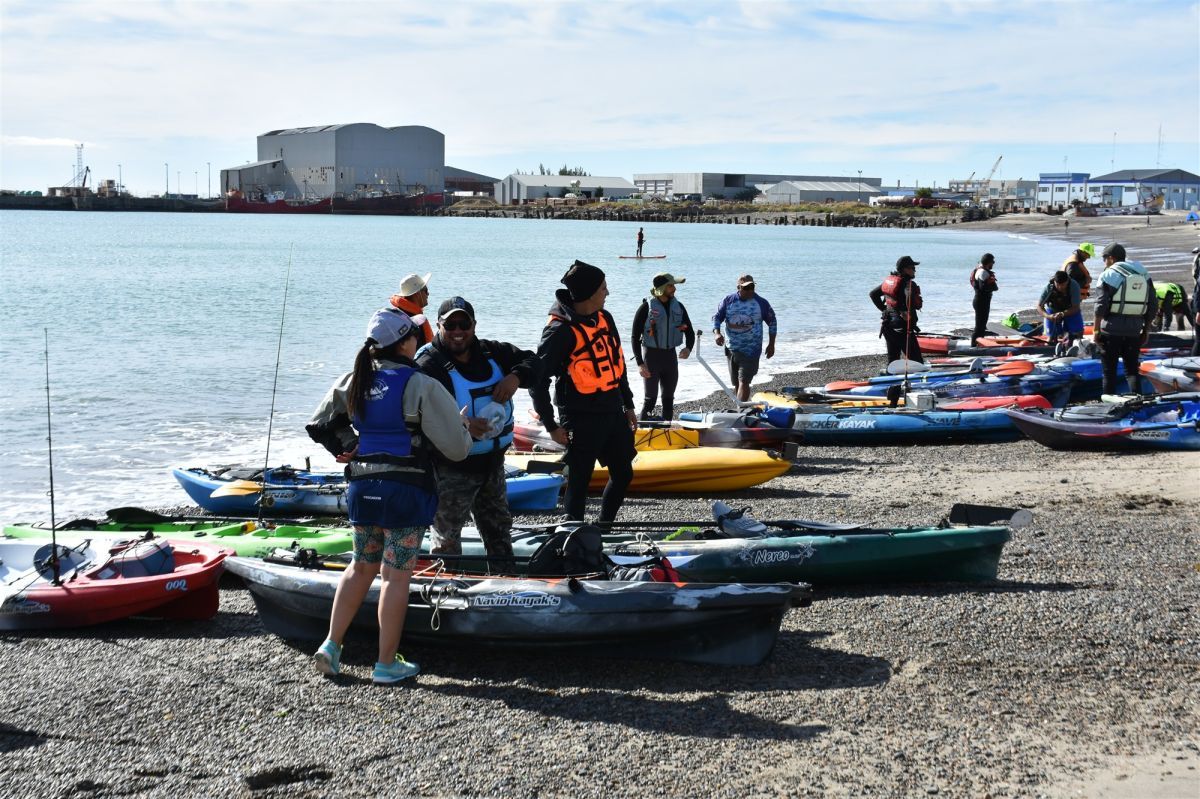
left=530, top=260, right=637, bottom=523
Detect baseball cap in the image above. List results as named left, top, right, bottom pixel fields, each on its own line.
left=365, top=307, right=425, bottom=347
left=1101, top=243, right=1126, bottom=261
left=652, top=273, right=685, bottom=296
left=737, top=274, right=755, bottom=288
left=1078, top=242, right=1096, bottom=258
left=437, top=296, right=475, bottom=322
left=398, top=272, right=432, bottom=296
left=895, top=256, right=919, bottom=270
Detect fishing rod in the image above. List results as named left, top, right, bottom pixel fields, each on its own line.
left=259, top=245, right=294, bottom=527
left=43, top=328, right=61, bottom=586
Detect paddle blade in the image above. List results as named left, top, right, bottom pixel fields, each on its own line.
left=209, top=479, right=263, bottom=498
left=886, top=359, right=931, bottom=375
left=987, top=360, right=1037, bottom=377
left=826, top=380, right=867, bottom=391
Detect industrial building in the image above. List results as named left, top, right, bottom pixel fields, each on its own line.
left=1037, top=169, right=1200, bottom=211
left=220, top=123, right=445, bottom=200
left=754, top=178, right=883, bottom=204
left=633, top=172, right=882, bottom=201
left=495, top=174, right=636, bottom=204
left=445, top=166, right=499, bottom=196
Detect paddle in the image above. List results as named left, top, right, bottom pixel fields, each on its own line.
left=693, top=332, right=757, bottom=408
left=886, top=359, right=932, bottom=375
left=209, top=479, right=265, bottom=498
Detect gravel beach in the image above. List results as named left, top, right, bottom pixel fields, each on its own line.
left=3, top=214, right=1198, bottom=798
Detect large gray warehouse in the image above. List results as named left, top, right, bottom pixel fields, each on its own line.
left=221, top=123, right=445, bottom=200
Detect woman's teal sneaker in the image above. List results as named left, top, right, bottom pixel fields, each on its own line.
left=313, top=639, right=342, bottom=676
left=372, top=655, right=420, bottom=685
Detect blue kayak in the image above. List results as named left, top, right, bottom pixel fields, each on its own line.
left=172, top=463, right=563, bottom=516
left=790, top=407, right=1022, bottom=444
left=1006, top=393, right=1200, bottom=451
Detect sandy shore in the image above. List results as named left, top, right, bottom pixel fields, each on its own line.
left=4, top=350, right=1198, bottom=798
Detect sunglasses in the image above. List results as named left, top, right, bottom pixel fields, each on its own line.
left=441, top=318, right=472, bottom=331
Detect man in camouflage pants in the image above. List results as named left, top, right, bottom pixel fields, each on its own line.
left=416, top=297, right=540, bottom=570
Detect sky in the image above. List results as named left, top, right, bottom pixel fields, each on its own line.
left=1, top=0, right=1197, bottom=197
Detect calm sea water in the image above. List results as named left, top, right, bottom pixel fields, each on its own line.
left=0, top=211, right=1067, bottom=522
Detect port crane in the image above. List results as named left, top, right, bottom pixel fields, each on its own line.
left=973, top=156, right=1003, bottom=207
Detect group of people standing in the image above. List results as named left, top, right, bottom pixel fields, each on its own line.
left=299, top=257, right=778, bottom=683
left=872, top=239, right=1198, bottom=398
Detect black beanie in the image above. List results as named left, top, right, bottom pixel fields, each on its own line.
left=561, top=259, right=606, bottom=302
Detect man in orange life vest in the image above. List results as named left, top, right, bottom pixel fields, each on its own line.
left=531, top=260, right=638, bottom=523
left=869, top=255, right=924, bottom=364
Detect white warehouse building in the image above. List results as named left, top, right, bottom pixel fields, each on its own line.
left=220, top=123, right=445, bottom=200
left=495, top=174, right=636, bottom=204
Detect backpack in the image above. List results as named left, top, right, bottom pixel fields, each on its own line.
left=526, top=525, right=609, bottom=576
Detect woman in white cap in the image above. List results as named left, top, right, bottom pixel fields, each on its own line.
left=305, top=307, right=472, bottom=684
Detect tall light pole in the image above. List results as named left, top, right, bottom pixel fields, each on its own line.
left=207, top=162, right=211, bottom=198
left=117, top=163, right=122, bottom=196
left=857, top=169, right=862, bottom=203
left=164, top=163, right=169, bottom=197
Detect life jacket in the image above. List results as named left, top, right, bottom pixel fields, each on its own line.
left=970, top=266, right=996, bottom=292
left=551, top=310, right=626, bottom=393
left=388, top=295, right=434, bottom=343
left=1100, top=261, right=1151, bottom=317
left=351, top=366, right=431, bottom=479
left=642, top=296, right=686, bottom=349
left=881, top=274, right=922, bottom=311
left=1155, top=282, right=1183, bottom=307
left=429, top=346, right=514, bottom=456
left=1062, top=257, right=1092, bottom=299
left=1043, top=281, right=1073, bottom=313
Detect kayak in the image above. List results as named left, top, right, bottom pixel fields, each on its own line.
left=808, top=371, right=1078, bottom=404
left=1007, top=393, right=1200, bottom=450
left=1140, top=357, right=1200, bottom=394
left=226, top=554, right=806, bottom=666
left=443, top=502, right=1020, bottom=585
left=787, top=406, right=1025, bottom=444
left=0, top=537, right=228, bottom=630
left=513, top=423, right=703, bottom=453
left=172, top=463, right=563, bottom=516
left=754, top=390, right=1060, bottom=410
left=4, top=515, right=357, bottom=559
left=506, top=447, right=792, bottom=493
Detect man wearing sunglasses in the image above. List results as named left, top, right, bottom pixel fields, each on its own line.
left=713, top=274, right=777, bottom=402
left=416, top=296, right=540, bottom=565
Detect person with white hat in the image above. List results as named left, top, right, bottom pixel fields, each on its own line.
left=390, top=272, right=434, bottom=343
left=305, top=307, right=472, bottom=685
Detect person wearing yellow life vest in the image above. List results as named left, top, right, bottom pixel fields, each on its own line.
left=389, top=272, right=435, bottom=343
left=1152, top=282, right=1192, bottom=331
left=1062, top=243, right=1095, bottom=300
left=531, top=260, right=637, bottom=523
left=1092, top=243, right=1158, bottom=396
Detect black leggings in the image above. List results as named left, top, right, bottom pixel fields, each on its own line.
left=881, top=322, right=924, bottom=364
left=971, top=295, right=992, bottom=346
left=561, top=411, right=636, bottom=523
left=639, top=347, right=679, bottom=421
left=1098, top=333, right=1143, bottom=395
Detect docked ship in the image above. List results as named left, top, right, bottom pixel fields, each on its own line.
left=225, top=189, right=331, bottom=214
left=331, top=190, right=444, bottom=215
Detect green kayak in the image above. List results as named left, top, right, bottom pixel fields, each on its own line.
left=2, top=517, right=354, bottom=559
left=447, top=523, right=1011, bottom=585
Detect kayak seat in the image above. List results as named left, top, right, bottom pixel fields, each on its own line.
left=218, top=467, right=262, bottom=481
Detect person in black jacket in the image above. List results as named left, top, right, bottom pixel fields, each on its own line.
left=416, top=297, right=540, bottom=563
left=630, top=272, right=694, bottom=421
left=970, top=253, right=998, bottom=347
left=869, top=256, right=924, bottom=364
left=1191, top=247, right=1200, bottom=356
left=530, top=260, right=637, bottom=523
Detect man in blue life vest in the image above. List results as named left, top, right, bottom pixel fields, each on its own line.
left=631, top=272, right=695, bottom=421
left=416, top=296, right=540, bottom=564
left=713, top=274, right=777, bottom=402
left=1092, top=243, right=1158, bottom=396
left=531, top=260, right=638, bottom=523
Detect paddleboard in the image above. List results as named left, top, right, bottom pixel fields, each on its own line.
left=618, top=255, right=667, bottom=259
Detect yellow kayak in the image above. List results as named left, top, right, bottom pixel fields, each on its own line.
left=507, top=447, right=791, bottom=494
left=751, top=391, right=894, bottom=409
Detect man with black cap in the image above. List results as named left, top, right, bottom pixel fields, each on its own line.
left=870, top=256, right=924, bottom=364
left=1092, top=242, right=1158, bottom=395
left=969, top=253, right=998, bottom=347
left=416, top=296, right=540, bottom=564
left=631, top=272, right=694, bottom=421
left=712, top=274, right=777, bottom=402
left=531, top=260, right=638, bottom=523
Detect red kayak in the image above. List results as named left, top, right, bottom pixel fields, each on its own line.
left=0, top=538, right=230, bottom=630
